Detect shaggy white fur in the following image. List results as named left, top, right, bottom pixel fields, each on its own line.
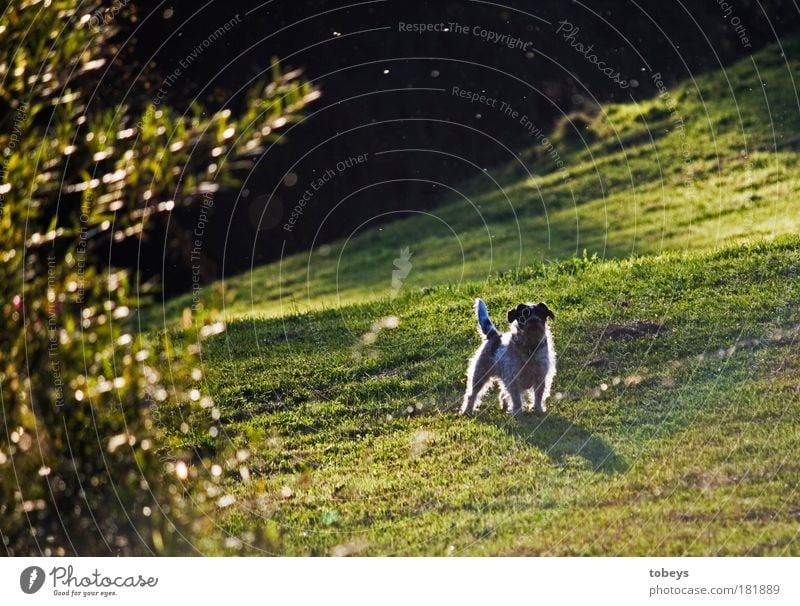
left=460, top=298, right=556, bottom=416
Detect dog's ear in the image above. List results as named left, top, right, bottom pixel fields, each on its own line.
left=507, top=303, right=526, bottom=323
left=536, top=302, right=555, bottom=321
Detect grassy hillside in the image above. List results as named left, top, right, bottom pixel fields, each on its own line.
left=151, top=39, right=800, bottom=555
left=159, top=37, right=800, bottom=321
left=172, top=238, right=799, bottom=555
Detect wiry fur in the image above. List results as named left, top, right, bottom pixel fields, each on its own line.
left=461, top=298, right=556, bottom=416
left=475, top=298, right=499, bottom=340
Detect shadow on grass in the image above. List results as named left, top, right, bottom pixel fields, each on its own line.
left=494, top=413, right=628, bottom=474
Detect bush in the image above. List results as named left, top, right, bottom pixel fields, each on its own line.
left=0, top=1, right=315, bottom=554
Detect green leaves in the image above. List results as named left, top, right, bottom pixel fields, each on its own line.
left=0, top=0, right=316, bottom=555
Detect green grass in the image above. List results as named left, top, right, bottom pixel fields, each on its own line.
left=157, top=37, right=800, bottom=321
left=169, top=237, right=800, bottom=555
left=153, top=39, right=800, bottom=555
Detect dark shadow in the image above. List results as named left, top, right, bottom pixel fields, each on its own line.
left=490, top=413, right=628, bottom=474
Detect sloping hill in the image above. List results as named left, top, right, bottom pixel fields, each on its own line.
left=173, top=238, right=799, bottom=555
left=159, top=37, right=800, bottom=322
left=152, top=39, right=800, bottom=555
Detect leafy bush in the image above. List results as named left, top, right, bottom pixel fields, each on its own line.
left=0, top=1, right=315, bottom=554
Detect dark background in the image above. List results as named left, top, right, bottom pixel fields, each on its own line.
left=104, top=0, right=800, bottom=294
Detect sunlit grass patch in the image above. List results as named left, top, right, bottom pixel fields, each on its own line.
left=152, top=38, right=800, bottom=323
left=171, top=237, right=800, bottom=555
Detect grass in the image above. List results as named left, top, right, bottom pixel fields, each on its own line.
left=156, top=37, right=800, bottom=321
left=152, top=39, right=800, bottom=555
left=167, top=237, right=800, bottom=555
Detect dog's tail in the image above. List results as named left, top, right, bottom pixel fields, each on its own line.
left=474, top=298, right=499, bottom=340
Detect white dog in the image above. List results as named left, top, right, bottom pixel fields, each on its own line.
left=460, top=298, right=556, bottom=416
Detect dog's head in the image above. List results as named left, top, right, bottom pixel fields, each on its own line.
left=507, top=302, right=555, bottom=330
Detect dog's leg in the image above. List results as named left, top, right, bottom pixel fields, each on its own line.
left=461, top=389, right=479, bottom=415
left=506, top=385, right=524, bottom=416
left=523, top=389, right=536, bottom=412
left=499, top=391, right=511, bottom=413
left=461, top=373, right=490, bottom=415
left=533, top=382, right=547, bottom=414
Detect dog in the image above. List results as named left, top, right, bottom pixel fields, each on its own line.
left=460, top=298, right=556, bottom=416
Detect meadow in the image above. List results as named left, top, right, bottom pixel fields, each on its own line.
left=160, top=37, right=800, bottom=320
left=153, top=40, right=800, bottom=555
